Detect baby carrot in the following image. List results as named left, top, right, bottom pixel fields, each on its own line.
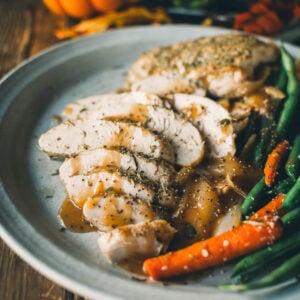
left=250, top=193, right=285, bottom=221
left=264, top=140, right=289, bottom=186
left=143, top=197, right=284, bottom=280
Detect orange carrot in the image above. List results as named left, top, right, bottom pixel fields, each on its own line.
left=143, top=196, right=284, bottom=280
left=250, top=193, right=285, bottom=221
left=264, top=140, right=289, bottom=186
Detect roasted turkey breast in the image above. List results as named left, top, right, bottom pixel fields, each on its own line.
left=126, top=33, right=279, bottom=98
left=98, top=220, right=176, bottom=262
left=39, top=119, right=175, bottom=163
left=59, top=147, right=175, bottom=187
left=83, top=194, right=157, bottom=232
left=78, top=103, right=204, bottom=167
left=170, top=94, right=235, bottom=158
left=62, top=92, right=169, bottom=120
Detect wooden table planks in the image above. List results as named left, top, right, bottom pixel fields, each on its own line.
left=0, top=0, right=58, bottom=77
left=0, top=1, right=86, bottom=299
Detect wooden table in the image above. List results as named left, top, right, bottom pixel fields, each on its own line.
left=1, top=1, right=300, bottom=299
left=0, top=0, right=85, bottom=299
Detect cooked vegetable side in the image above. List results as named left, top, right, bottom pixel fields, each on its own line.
left=143, top=195, right=285, bottom=280
left=38, top=33, right=300, bottom=292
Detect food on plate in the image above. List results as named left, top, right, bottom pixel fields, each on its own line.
left=62, top=168, right=159, bottom=206
left=59, top=147, right=176, bottom=186
left=126, top=33, right=279, bottom=98
left=62, top=92, right=169, bottom=120
left=173, top=177, right=221, bottom=242
left=83, top=194, right=157, bottom=231
left=64, top=100, right=204, bottom=166
left=264, top=139, right=289, bottom=186
left=98, top=220, right=176, bottom=262
left=38, top=33, right=300, bottom=291
left=169, top=94, right=235, bottom=158
left=39, top=119, right=175, bottom=163
left=143, top=194, right=284, bottom=279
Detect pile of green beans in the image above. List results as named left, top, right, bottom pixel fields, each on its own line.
left=276, top=45, right=299, bottom=139
left=242, top=136, right=300, bottom=218
left=242, top=45, right=300, bottom=218
left=231, top=231, right=300, bottom=280
left=282, top=176, right=300, bottom=210
left=223, top=45, right=300, bottom=292
left=285, top=134, right=300, bottom=180
left=222, top=253, right=300, bottom=291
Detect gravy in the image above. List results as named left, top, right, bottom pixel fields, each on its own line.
left=59, top=198, right=95, bottom=233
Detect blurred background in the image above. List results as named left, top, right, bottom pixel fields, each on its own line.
left=43, top=0, right=300, bottom=40
left=1, top=0, right=300, bottom=78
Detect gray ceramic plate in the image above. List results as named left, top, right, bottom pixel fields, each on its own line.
left=0, top=25, right=299, bottom=300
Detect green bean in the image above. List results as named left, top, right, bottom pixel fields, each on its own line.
left=276, top=45, right=299, bottom=139
left=277, top=59, right=287, bottom=92
left=231, top=230, right=300, bottom=279
left=285, top=134, right=300, bottom=180
left=255, top=93, right=282, bottom=167
left=242, top=177, right=268, bottom=217
left=282, top=176, right=300, bottom=210
left=281, top=206, right=300, bottom=232
left=254, top=117, right=273, bottom=167
left=222, top=253, right=300, bottom=291
left=273, top=177, right=295, bottom=195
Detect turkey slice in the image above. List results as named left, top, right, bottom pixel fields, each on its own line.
left=84, top=104, right=204, bottom=167
left=39, top=120, right=175, bottom=163
left=83, top=193, right=157, bottom=232
left=98, top=220, right=176, bottom=262
left=170, top=94, right=235, bottom=158
left=63, top=92, right=169, bottom=120
left=59, top=147, right=176, bottom=187
left=61, top=168, right=157, bottom=207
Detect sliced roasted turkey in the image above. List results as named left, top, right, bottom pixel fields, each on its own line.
left=59, top=147, right=176, bottom=187
left=61, top=168, right=157, bottom=207
left=39, top=120, right=175, bottom=163
left=62, top=92, right=169, bottom=120
left=79, top=103, right=205, bottom=167
left=83, top=193, right=157, bottom=232
left=170, top=94, right=235, bottom=158
left=97, top=220, right=176, bottom=262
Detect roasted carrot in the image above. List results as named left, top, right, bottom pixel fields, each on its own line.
left=249, top=193, right=285, bottom=221
left=264, top=140, right=289, bottom=186
left=143, top=196, right=284, bottom=280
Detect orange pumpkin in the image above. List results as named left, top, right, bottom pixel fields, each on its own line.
left=43, top=0, right=66, bottom=16
left=90, top=0, right=123, bottom=13
left=43, top=0, right=135, bottom=18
